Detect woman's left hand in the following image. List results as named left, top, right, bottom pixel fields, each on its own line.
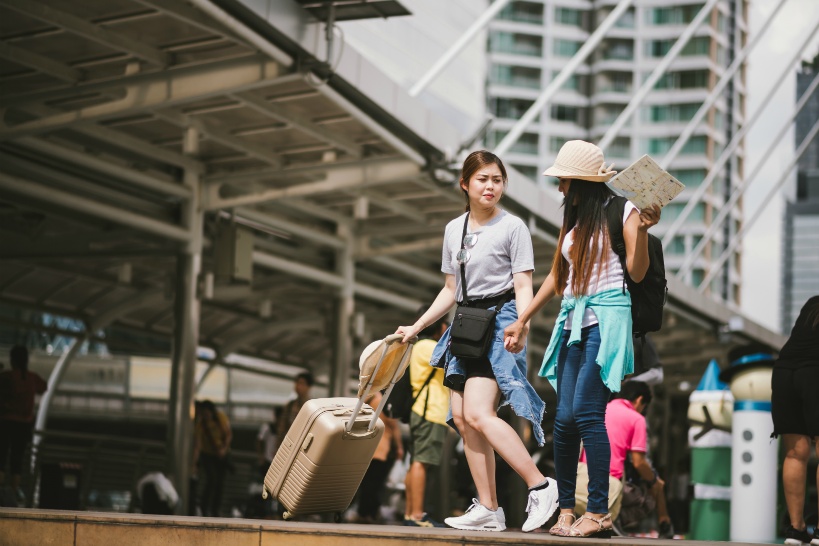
left=638, top=204, right=661, bottom=232
left=503, top=320, right=528, bottom=354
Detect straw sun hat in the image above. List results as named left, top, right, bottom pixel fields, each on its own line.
left=357, top=334, right=412, bottom=397
left=542, top=140, right=617, bottom=182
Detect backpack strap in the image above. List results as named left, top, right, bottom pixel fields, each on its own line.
left=605, top=195, right=628, bottom=294
left=413, top=368, right=437, bottom=420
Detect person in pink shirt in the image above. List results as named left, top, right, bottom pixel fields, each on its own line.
left=603, top=380, right=672, bottom=538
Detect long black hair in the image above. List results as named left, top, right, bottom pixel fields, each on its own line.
left=551, top=179, right=616, bottom=296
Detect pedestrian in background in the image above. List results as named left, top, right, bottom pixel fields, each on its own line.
left=396, top=150, right=558, bottom=533
left=771, top=295, right=819, bottom=546
left=277, top=372, right=314, bottom=441
left=505, top=140, right=661, bottom=537
left=193, top=399, right=232, bottom=517
left=403, top=311, right=449, bottom=528
left=0, top=345, right=47, bottom=506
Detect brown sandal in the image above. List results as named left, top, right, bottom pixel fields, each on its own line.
left=549, top=513, right=576, bottom=536
left=568, top=513, right=613, bottom=538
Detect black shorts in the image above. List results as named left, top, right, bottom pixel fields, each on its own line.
left=445, top=356, right=496, bottom=392
left=771, top=366, right=819, bottom=438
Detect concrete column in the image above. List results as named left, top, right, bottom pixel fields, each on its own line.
left=167, top=126, right=203, bottom=513
left=329, top=225, right=354, bottom=397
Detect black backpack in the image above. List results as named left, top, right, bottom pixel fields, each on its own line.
left=385, top=367, right=436, bottom=424
left=605, top=195, right=667, bottom=335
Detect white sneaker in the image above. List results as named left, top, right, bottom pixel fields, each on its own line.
left=521, top=478, right=559, bottom=532
left=444, top=498, right=506, bottom=532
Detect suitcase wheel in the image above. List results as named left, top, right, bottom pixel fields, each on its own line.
left=261, top=489, right=268, bottom=500
left=334, top=512, right=342, bottom=523
left=283, top=511, right=292, bottom=520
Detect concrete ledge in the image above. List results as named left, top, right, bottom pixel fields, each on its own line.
left=0, top=508, right=774, bottom=545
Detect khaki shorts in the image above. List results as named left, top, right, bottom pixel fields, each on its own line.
left=408, top=412, right=448, bottom=466
left=574, top=461, right=624, bottom=521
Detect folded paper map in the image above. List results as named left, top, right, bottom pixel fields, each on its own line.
left=608, top=155, right=685, bottom=210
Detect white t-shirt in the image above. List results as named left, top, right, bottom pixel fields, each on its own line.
left=561, top=200, right=638, bottom=329
left=442, top=209, right=534, bottom=301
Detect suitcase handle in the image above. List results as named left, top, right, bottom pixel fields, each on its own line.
left=347, top=335, right=417, bottom=432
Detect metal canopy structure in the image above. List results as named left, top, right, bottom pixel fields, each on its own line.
left=0, top=0, right=788, bottom=508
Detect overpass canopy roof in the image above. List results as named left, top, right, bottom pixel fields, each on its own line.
left=0, top=0, right=785, bottom=396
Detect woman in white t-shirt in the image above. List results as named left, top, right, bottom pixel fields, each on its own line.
left=395, top=150, right=559, bottom=534
left=504, top=140, right=661, bottom=538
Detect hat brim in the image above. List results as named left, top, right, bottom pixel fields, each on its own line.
left=717, top=360, right=774, bottom=384
left=542, top=166, right=613, bottom=182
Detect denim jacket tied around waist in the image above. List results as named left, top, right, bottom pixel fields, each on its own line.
left=430, top=298, right=546, bottom=447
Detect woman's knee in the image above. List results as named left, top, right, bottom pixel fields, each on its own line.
left=463, top=409, right=489, bottom=433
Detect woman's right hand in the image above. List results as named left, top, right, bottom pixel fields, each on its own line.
left=395, top=324, right=421, bottom=344
left=503, top=320, right=528, bottom=353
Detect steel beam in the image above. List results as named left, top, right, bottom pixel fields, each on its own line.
left=597, top=0, right=718, bottom=151
left=409, top=0, right=513, bottom=97
left=76, top=124, right=205, bottom=173
left=0, top=172, right=191, bottom=242
left=660, top=0, right=788, bottom=168
left=205, top=158, right=420, bottom=210
left=235, top=208, right=346, bottom=249
left=495, top=0, right=634, bottom=156
left=252, top=251, right=422, bottom=311
left=1, top=0, right=170, bottom=67
left=232, top=91, right=361, bottom=158
left=698, top=115, right=819, bottom=291
left=0, top=57, right=282, bottom=139
left=0, top=40, right=83, bottom=82
left=17, top=137, right=192, bottom=199
left=678, top=70, right=819, bottom=278
left=661, top=19, right=819, bottom=248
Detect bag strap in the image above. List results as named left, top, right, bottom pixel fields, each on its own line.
left=413, top=368, right=437, bottom=420
left=605, top=196, right=628, bottom=294
left=459, top=212, right=470, bottom=304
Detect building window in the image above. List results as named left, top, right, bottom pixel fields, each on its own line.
left=490, top=97, right=536, bottom=119
left=692, top=269, right=705, bottom=287
left=489, top=64, right=541, bottom=88
left=669, top=169, right=706, bottom=187
left=552, top=71, right=580, bottom=91
left=599, top=72, right=632, bottom=93
left=647, top=5, right=702, bottom=25
left=654, top=70, right=709, bottom=90
left=602, top=40, right=634, bottom=61
left=512, top=164, right=539, bottom=179
left=549, top=136, right=568, bottom=152
left=489, top=31, right=543, bottom=57
left=646, top=36, right=710, bottom=58
left=554, top=38, right=582, bottom=58
left=555, top=7, right=583, bottom=27
left=551, top=104, right=579, bottom=122
left=647, top=136, right=707, bottom=155
left=669, top=236, right=686, bottom=254
left=662, top=203, right=705, bottom=223
left=646, top=103, right=701, bottom=122
left=489, top=130, right=539, bottom=154
left=608, top=137, right=630, bottom=159
left=498, top=1, right=544, bottom=25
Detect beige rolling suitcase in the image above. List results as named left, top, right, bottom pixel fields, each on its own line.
left=262, top=334, right=415, bottom=520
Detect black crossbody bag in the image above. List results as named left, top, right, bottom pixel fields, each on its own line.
left=449, top=213, right=503, bottom=359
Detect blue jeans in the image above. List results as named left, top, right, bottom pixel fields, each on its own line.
left=553, top=325, right=612, bottom=514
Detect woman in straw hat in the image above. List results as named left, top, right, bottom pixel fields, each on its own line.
left=395, top=150, right=559, bottom=533
left=504, top=140, right=661, bottom=538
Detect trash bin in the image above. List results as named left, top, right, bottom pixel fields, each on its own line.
left=40, top=462, right=83, bottom=510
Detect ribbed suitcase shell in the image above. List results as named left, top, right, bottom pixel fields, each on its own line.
left=263, top=397, right=384, bottom=517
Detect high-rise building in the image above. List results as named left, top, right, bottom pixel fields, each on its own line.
left=781, top=54, right=819, bottom=333
left=485, top=1, right=748, bottom=304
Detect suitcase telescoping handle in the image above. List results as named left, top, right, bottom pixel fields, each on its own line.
left=346, top=333, right=417, bottom=433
